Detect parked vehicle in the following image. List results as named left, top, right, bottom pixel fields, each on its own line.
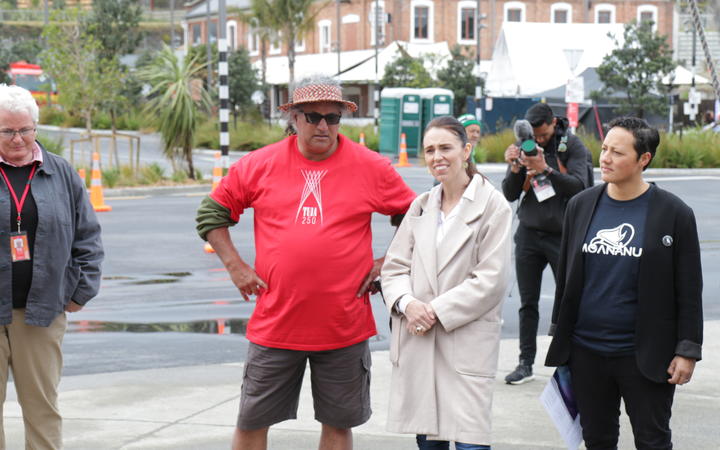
left=8, top=61, right=58, bottom=105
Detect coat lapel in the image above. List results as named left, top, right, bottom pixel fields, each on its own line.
left=410, top=186, right=440, bottom=295
left=436, top=176, right=490, bottom=274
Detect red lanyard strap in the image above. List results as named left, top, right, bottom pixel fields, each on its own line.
left=0, top=163, right=38, bottom=232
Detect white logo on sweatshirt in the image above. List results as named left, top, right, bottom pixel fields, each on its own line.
left=582, top=223, right=643, bottom=258
left=295, top=170, right=327, bottom=225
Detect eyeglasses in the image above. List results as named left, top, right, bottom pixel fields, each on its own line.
left=0, top=127, right=36, bottom=140
left=302, top=112, right=342, bottom=125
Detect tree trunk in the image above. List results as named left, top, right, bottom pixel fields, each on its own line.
left=110, top=108, right=120, bottom=169
left=288, top=33, right=296, bottom=96
left=261, top=39, right=269, bottom=120
left=185, top=145, right=196, bottom=180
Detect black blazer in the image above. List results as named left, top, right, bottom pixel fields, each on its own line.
left=545, top=183, right=703, bottom=383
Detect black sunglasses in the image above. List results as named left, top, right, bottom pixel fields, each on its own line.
left=302, top=111, right=342, bottom=125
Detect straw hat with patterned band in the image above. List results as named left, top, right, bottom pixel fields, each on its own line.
left=279, top=83, right=358, bottom=112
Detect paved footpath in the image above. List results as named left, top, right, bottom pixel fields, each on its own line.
left=4, top=321, right=719, bottom=449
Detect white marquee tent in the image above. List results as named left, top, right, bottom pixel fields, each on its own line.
left=484, top=22, right=625, bottom=97
left=258, top=41, right=453, bottom=85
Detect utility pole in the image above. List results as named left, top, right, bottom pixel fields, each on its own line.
left=206, top=0, right=213, bottom=88
left=44, top=0, right=51, bottom=106
left=170, top=0, right=175, bottom=50
left=218, top=0, right=229, bottom=171
left=374, top=0, right=380, bottom=133
left=475, top=1, right=486, bottom=119
left=336, top=0, right=341, bottom=74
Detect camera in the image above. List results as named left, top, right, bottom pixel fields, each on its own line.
left=519, top=139, right=538, bottom=157
left=513, top=119, right=538, bottom=158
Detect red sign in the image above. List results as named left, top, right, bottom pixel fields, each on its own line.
left=567, top=102, right=579, bottom=128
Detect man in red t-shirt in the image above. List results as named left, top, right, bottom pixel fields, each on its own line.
left=196, top=75, right=415, bottom=450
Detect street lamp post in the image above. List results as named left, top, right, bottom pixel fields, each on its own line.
left=475, top=1, right=486, bottom=120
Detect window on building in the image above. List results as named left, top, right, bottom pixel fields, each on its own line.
left=270, top=33, right=282, bottom=55
left=208, top=22, right=218, bottom=43
left=414, top=7, right=429, bottom=39
left=551, top=3, right=572, bottom=24
left=595, top=4, right=616, bottom=24
left=295, top=37, right=305, bottom=53
left=504, top=2, right=526, bottom=23
left=192, top=24, right=202, bottom=45
left=319, top=20, right=331, bottom=53
left=460, top=7, right=475, bottom=41
left=227, top=22, right=237, bottom=51
left=248, top=31, right=259, bottom=55
left=411, top=0, right=434, bottom=42
left=637, top=5, right=658, bottom=31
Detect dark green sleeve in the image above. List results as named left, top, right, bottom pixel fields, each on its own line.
left=196, top=196, right=237, bottom=241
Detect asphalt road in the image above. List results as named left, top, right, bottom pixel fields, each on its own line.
left=62, top=166, right=720, bottom=376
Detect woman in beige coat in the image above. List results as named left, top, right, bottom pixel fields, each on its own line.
left=381, top=116, right=512, bottom=449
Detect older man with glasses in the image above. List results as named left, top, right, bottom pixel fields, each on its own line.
left=196, top=75, right=415, bottom=450
left=0, top=84, right=103, bottom=448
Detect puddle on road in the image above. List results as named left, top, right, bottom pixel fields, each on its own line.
left=102, top=272, right=192, bottom=286
left=68, top=318, right=249, bottom=335
left=128, top=278, right=180, bottom=285
left=67, top=319, right=387, bottom=342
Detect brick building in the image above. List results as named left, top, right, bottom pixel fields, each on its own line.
left=183, top=0, right=717, bottom=116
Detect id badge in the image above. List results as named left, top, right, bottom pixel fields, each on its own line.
left=10, top=232, right=31, bottom=262
left=532, top=174, right=556, bottom=202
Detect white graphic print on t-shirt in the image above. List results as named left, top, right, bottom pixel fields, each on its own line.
left=582, top=223, right=643, bottom=258
left=295, top=169, right=327, bottom=225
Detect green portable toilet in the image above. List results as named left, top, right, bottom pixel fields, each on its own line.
left=379, top=87, right=422, bottom=157
left=420, top=88, right=454, bottom=133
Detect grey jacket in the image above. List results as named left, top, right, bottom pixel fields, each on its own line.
left=0, top=145, right=103, bottom=327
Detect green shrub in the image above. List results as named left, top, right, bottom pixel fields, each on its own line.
left=171, top=170, right=189, bottom=183
left=478, top=129, right=514, bottom=162
left=340, top=124, right=379, bottom=151
left=93, top=112, right=112, bottom=130
left=473, top=146, right=488, bottom=163
left=102, top=168, right=120, bottom=188
left=655, top=129, right=720, bottom=168
left=62, top=113, right=85, bottom=128
left=36, top=134, right=65, bottom=156
left=39, top=106, right=66, bottom=126
left=139, top=162, right=166, bottom=184
left=576, top=128, right=603, bottom=166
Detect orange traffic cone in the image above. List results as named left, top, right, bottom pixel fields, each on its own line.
left=78, top=168, right=86, bottom=182
left=204, top=151, right=223, bottom=254
left=90, top=152, right=111, bottom=212
left=394, top=133, right=412, bottom=167
left=359, top=132, right=366, bottom=147
left=211, top=151, right=222, bottom=192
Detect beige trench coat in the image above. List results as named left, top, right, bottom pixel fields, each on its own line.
left=381, top=175, right=512, bottom=445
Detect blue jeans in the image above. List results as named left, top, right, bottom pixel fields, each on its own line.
left=416, top=434, right=491, bottom=450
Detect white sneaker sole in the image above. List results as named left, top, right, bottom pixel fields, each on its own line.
left=507, top=375, right=535, bottom=385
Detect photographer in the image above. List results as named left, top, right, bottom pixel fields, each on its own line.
left=502, top=102, right=592, bottom=385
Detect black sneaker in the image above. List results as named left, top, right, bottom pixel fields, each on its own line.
left=504, top=364, right=534, bottom=384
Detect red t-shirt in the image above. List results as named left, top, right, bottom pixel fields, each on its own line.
left=211, top=134, right=415, bottom=350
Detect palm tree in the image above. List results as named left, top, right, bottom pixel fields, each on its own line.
left=274, top=0, right=327, bottom=93
left=138, top=45, right=210, bottom=179
left=243, top=0, right=326, bottom=95
left=239, top=0, right=276, bottom=118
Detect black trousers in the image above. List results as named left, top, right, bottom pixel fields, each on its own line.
left=514, top=224, right=560, bottom=365
left=569, top=344, right=675, bottom=450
